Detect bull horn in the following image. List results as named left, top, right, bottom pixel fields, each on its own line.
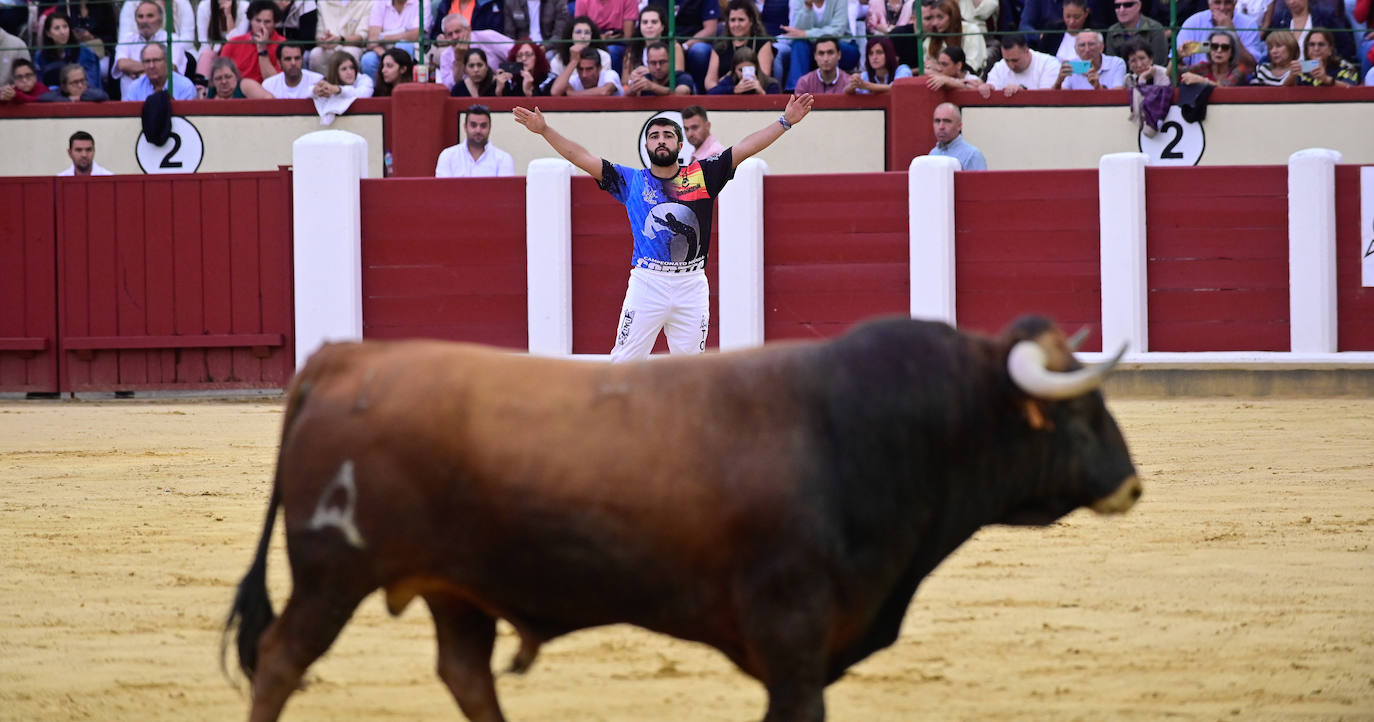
left=1066, top=326, right=1091, bottom=351
left=1007, top=340, right=1127, bottom=401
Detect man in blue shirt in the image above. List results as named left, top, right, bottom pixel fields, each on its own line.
left=513, top=93, right=816, bottom=362
left=929, top=102, right=988, bottom=171
left=124, top=43, right=197, bottom=101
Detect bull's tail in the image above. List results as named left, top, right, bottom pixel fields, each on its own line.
left=221, top=480, right=281, bottom=685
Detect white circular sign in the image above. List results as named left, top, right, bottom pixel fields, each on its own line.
left=136, top=116, right=204, bottom=174
left=1138, top=106, right=1205, bottom=167
left=638, top=110, right=695, bottom=168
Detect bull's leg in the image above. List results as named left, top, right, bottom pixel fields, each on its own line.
left=425, top=594, right=507, bottom=722
left=759, top=665, right=826, bottom=722
left=247, top=589, right=366, bottom=722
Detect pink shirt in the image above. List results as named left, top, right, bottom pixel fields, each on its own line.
left=574, top=0, right=637, bottom=33
left=691, top=135, right=725, bottom=162
left=369, top=0, right=421, bottom=37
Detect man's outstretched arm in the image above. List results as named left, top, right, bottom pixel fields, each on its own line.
left=513, top=106, right=604, bottom=181
left=729, top=93, right=815, bottom=169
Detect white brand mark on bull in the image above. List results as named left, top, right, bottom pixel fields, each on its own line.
left=308, top=460, right=367, bottom=548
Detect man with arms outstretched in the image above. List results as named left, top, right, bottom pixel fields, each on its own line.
left=514, top=94, right=815, bottom=362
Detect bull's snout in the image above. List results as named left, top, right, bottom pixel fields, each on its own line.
left=1090, top=475, right=1142, bottom=515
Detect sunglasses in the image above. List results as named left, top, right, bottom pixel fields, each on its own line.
left=1211, top=42, right=1232, bottom=49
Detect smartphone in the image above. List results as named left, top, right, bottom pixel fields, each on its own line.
left=1179, top=41, right=1204, bottom=56
left=1300, top=59, right=1320, bottom=72
left=500, top=62, right=523, bottom=75
left=741, top=65, right=756, bottom=79
left=1069, top=60, right=1092, bottom=75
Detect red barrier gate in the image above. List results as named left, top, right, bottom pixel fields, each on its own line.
left=0, top=178, right=59, bottom=393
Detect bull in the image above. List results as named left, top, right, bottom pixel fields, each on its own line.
left=224, top=314, right=1141, bottom=722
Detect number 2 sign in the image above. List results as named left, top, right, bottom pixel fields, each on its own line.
left=1138, top=106, right=1205, bottom=166
left=135, top=116, right=204, bottom=174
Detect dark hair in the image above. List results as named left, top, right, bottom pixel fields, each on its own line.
left=577, top=46, right=601, bottom=66
left=625, top=5, right=670, bottom=75
left=68, top=130, right=94, bottom=148
left=462, top=48, right=497, bottom=95
left=558, top=15, right=601, bottom=65
left=207, top=0, right=239, bottom=44
left=813, top=36, right=840, bottom=55
left=246, top=0, right=279, bottom=23
left=1063, top=0, right=1090, bottom=10
left=275, top=42, right=303, bottom=62
left=324, top=49, right=358, bottom=85
left=647, top=116, right=682, bottom=142
left=939, top=44, right=967, bottom=69
left=374, top=47, right=414, bottom=96
left=723, top=0, right=766, bottom=40
left=467, top=104, right=491, bottom=123
left=1001, top=33, right=1029, bottom=49
left=680, top=104, right=707, bottom=121
left=1123, top=37, right=1153, bottom=59
left=865, top=36, right=901, bottom=82
left=12, top=58, right=35, bottom=74
left=40, top=10, right=76, bottom=64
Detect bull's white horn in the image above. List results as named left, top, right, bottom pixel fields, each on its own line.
left=1066, top=326, right=1091, bottom=351
left=1007, top=340, right=1127, bottom=401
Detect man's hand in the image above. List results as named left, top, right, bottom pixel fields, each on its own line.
left=1086, top=66, right=1100, bottom=88
left=779, top=25, right=806, bottom=38
left=252, top=22, right=270, bottom=48
left=783, top=92, right=814, bottom=125
left=513, top=106, right=548, bottom=134
left=0, top=84, right=14, bottom=102
left=1003, top=83, right=1024, bottom=96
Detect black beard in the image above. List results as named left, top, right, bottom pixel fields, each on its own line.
left=649, top=146, right=678, bottom=168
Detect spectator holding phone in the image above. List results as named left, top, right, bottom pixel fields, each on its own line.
left=1269, top=0, right=1356, bottom=65
left=1296, top=28, right=1359, bottom=85
left=452, top=47, right=500, bottom=96
left=497, top=41, right=552, bottom=95
left=1252, top=29, right=1301, bottom=85
left=705, top=0, right=774, bottom=92
left=707, top=46, right=780, bottom=93
left=1180, top=29, right=1252, bottom=85
left=1054, top=30, right=1125, bottom=87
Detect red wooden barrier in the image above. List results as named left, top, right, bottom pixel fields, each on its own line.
left=56, top=171, right=294, bottom=391
left=953, top=170, right=1104, bottom=348
left=1335, top=166, right=1374, bottom=352
left=360, top=177, right=528, bottom=349
left=1144, top=166, right=1289, bottom=352
left=0, top=178, right=59, bottom=393
left=763, top=173, right=910, bottom=341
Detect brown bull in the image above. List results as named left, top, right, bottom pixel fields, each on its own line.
left=224, top=314, right=1141, bottom=721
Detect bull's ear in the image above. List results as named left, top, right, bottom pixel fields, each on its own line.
left=1021, top=398, right=1054, bottom=431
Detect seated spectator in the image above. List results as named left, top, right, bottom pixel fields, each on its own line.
left=1270, top=0, right=1356, bottom=65
left=929, top=102, right=987, bottom=170
left=1296, top=28, right=1360, bottom=85
left=980, top=32, right=1059, bottom=95
left=38, top=62, right=110, bottom=101
left=113, top=0, right=195, bottom=98
left=920, top=44, right=982, bottom=89
left=363, top=0, right=422, bottom=82
left=436, top=105, right=514, bottom=177
left=1053, top=30, right=1126, bottom=87
left=664, top=0, right=720, bottom=90
left=495, top=41, right=552, bottom=96
left=707, top=46, right=780, bottom=93
left=0, top=26, right=26, bottom=86
left=373, top=46, right=414, bottom=95
left=779, top=0, right=858, bottom=92
left=125, top=42, right=196, bottom=100
left=550, top=45, right=621, bottom=94
left=222, top=0, right=285, bottom=83
left=55, top=0, right=119, bottom=52
left=1106, top=0, right=1168, bottom=62
left=1122, top=37, right=1170, bottom=85
left=1176, top=0, right=1264, bottom=66
left=425, top=0, right=504, bottom=37
left=35, top=11, right=101, bottom=89
left=1037, top=0, right=1093, bottom=62
left=311, top=48, right=372, bottom=98
left=626, top=40, right=695, bottom=94
left=867, top=0, right=912, bottom=35
left=434, top=12, right=518, bottom=90
left=205, top=55, right=271, bottom=97
left=118, top=0, right=195, bottom=45
left=1, top=59, right=48, bottom=103
left=1252, top=29, right=1301, bottom=85
left=548, top=16, right=611, bottom=78
left=793, top=36, right=850, bottom=94
left=620, top=6, right=685, bottom=88
left=923, top=0, right=987, bottom=74
left=1180, top=29, right=1252, bottom=85
left=274, top=0, right=318, bottom=47
left=262, top=42, right=323, bottom=97
left=308, top=0, right=370, bottom=73
left=706, top=0, right=775, bottom=92
left=850, top=36, right=914, bottom=93
left=451, top=47, right=500, bottom=95
left=198, top=0, right=248, bottom=74
left=501, top=0, right=570, bottom=47
left=573, top=0, right=635, bottom=72
left=960, top=0, right=1000, bottom=37
left=58, top=130, right=114, bottom=176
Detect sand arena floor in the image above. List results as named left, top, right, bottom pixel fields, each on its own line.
left=0, top=398, right=1370, bottom=721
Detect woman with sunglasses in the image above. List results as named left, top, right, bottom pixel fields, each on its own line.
left=1180, top=29, right=1252, bottom=86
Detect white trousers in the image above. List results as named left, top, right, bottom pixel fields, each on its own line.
left=609, top=267, right=709, bottom=363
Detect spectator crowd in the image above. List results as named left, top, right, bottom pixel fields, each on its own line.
left=0, top=0, right=1368, bottom=105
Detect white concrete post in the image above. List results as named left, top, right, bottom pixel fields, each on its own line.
left=291, top=130, right=367, bottom=370
left=909, top=155, right=960, bottom=325
left=1287, top=148, right=1342, bottom=353
left=526, top=158, right=574, bottom=356
left=1098, top=152, right=1149, bottom=353
left=718, top=157, right=767, bottom=351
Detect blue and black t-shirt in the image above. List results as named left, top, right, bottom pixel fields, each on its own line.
left=597, top=149, right=735, bottom=273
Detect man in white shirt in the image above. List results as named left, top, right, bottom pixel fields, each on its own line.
left=682, top=105, right=725, bottom=162
left=113, top=1, right=192, bottom=99
left=980, top=33, right=1059, bottom=97
left=550, top=46, right=621, bottom=96
left=57, top=131, right=115, bottom=176
left=1053, top=31, right=1127, bottom=89
left=435, top=105, right=515, bottom=177
left=263, top=43, right=325, bottom=98
left=125, top=42, right=198, bottom=100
